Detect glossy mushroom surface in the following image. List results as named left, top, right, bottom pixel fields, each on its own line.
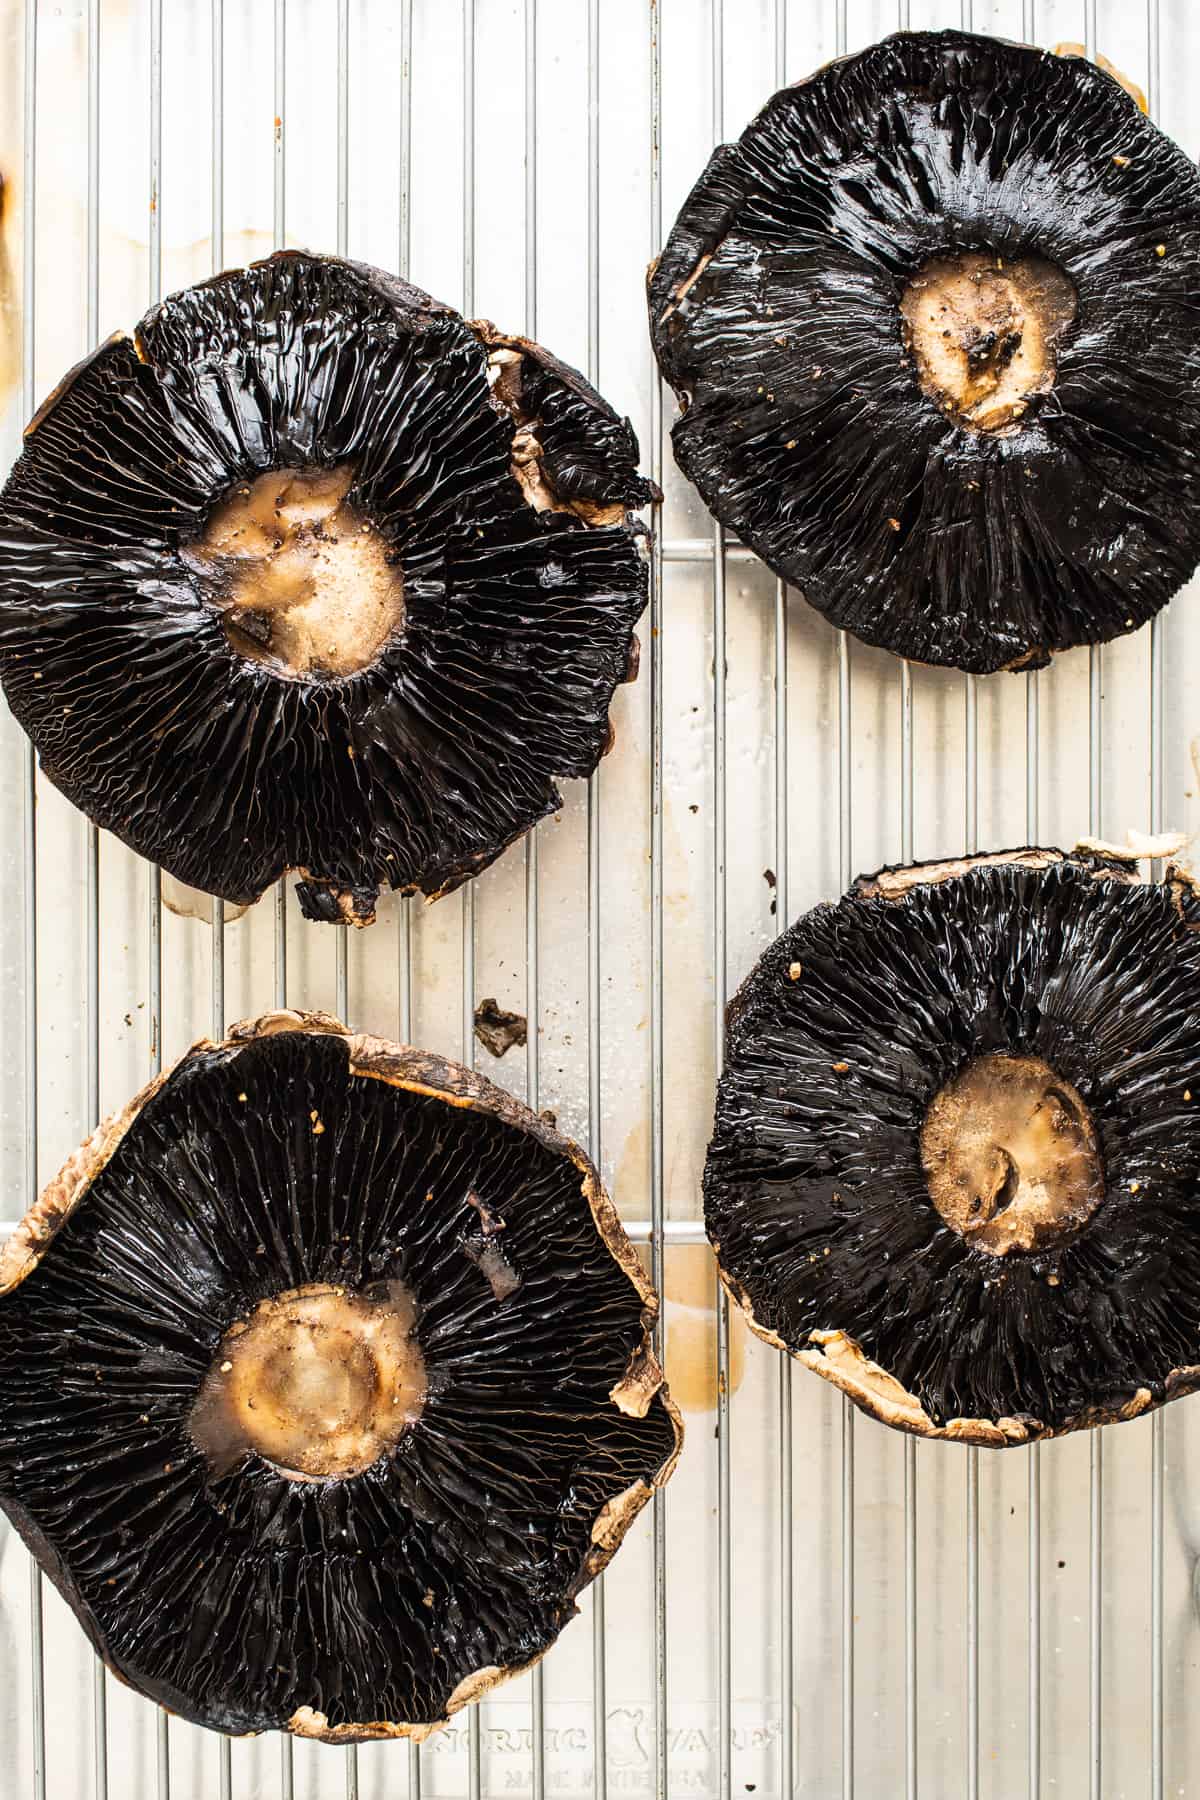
left=0, top=1013, right=680, bottom=1738
left=649, top=31, right=1200, bottom=672
left=0, top=252, right=656, bottom=923
left=705, top=848, right=1200, bottom=1444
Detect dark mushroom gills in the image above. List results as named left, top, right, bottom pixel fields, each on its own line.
left=704, top=847, right=1200, bottom=1445
left=0, top=252, right=657, bottom=924
left=649, top=31, right=1200, bottom=673
left=0, top=1012, right=680, bottom=1739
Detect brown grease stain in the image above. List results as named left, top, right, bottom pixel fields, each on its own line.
left=0, top=175, right=22, bottom=409
left=634, top=1241, right=746, bottom=1413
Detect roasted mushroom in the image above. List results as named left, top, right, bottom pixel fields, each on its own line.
left=0, top=1012, right=680, bottom=1738
left=649, top=31, right=1200, bottom=673
left=0, top=252, right=656, bottom=924
left=704, top=846, right=1200, bottom=1445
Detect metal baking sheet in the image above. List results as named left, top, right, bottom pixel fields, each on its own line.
left=1, top=2, right=1198, bottom=1796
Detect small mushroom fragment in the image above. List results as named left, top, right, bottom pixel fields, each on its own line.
left=705, top=846, right=1200, bottom=1445
left=473, top=997, right=528, bottom=1059
left=0, top=1011, right=680, bottom=1739
left=0, top=252, right=658, bottom=924
left=649, top=31, right=1200, bottom=673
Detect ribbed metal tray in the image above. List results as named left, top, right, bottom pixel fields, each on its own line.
left=1, top=2, right=1198, bottom=1796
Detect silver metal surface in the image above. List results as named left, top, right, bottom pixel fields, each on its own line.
left=3, top=2, right=1200, bottom=1797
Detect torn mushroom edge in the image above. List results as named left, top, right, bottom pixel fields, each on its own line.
left=25, top=257, right=649, bottom=933
left=0, top=1064, right=174, bottom=1297
left=718, top=839, right=1200, bottom=1448
left=0, top=1007, right=680, bottom=1745
left=712, top=1255, right=1200, bottom=1450
left=470, top=317, right=662, bottom=527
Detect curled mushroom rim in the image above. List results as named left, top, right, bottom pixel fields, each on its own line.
left=712, top=1249, right=1200, bottom=1450
left=714, top=841, right=1200, bottom=1447
left=0, top=1008, right=683, bottom=1743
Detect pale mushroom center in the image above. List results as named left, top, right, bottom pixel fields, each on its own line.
left=920, top=1054, right=1104, bottom=1255
left=900, top=252, right=1077, bottom=433
left=189, top=1281, right=426, bottom=1481
left=187, top=464, right=405, bottom=677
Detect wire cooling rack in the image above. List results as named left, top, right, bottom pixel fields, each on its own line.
left=1, top=1, right=1199, bottom=1796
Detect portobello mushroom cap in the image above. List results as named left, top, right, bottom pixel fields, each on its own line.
left=0, top=252, right=657, bottom=924
left=704, top=847, right=1200, bottom=1445
left=648, top=31, right=1200, bottom=674
left=0, top=1012, right=680, bottom=1739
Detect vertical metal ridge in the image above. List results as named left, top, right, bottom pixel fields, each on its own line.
left=1146, top=10, right=1164, bottom=1797
left=836, top=707, right=854, bottom=1753
left=964, top=676, right=978, bottom=857
left=397, top=47, right=415, bottom=1633
left=773, top=13, right=792, bottom=1785
left=584, top=2, right=607, bottom=1791
left=23, top=48, right=44, bottom=1800
left=461, top=4, right=480, bottom=1793
left=1026, top=674, right=1039, bottom=840
left=269, top=0, right=287, bottom=1029
left=966, top=1447, right=979, bottom=1800
left=402, top=564, right=419, bottom=1800
left=272, top=0, right=284, bottom=249
left=1088, top=1431, right=1102, bottom=1800
left=398, top=0, right=413, bottom=277
left=148, top=5, right=172, bottom=1791
left=962, top=229, right=981, bottom=1800
left=1028, top=667, right=1043, bottom=1800
left=1074, top=22, right=1106, bottom=1800
left=29, top=1559, right=45, bottom=1800
left=1027, top=626, right=1041, bottom=1800
left=86, top=0, right=107, bottom=1790
left=334, top=8, right=354, bottom=1794
left=709, top=6, right=734, bottom=1791
left=268, top=13, right=293, bottom=1796
left=900, top=652, right=916, bottom=1800
left=833, top=22, right=852, bottom=1789
left=337, top=0, right=349, bottom=254
left=1028, top=1445, right=1041, bottom=1800
left=648, top=9, right=668, bottom=1792
left=334, top=0, right=351, bottom=1101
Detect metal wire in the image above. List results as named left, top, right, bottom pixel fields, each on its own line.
left=145, top=7, right=179, bottom=1794
left=266, top=9, right=294, bottom=1790
left=10, top=6, right=1187, bottom=1797
left=1026, top=541, right=1044, bottom=1800
left=21, top=11, right=44, bottom=1787
left=84, top=1, right=108, bottom=1793
left=333, top=12, right=354, bottom=1792
left=1146, top=2, right=1165, bottom=1784
left=459, top=5, right=482, bottom=1786
left=962, top=0, right=987, bottom=1736
left=524, top=11, right=544, bottom=1796
left=578, top=2, right=610, bottom=1791
left=964, top=646, right=979, bottom=1800
left=270, top=0, right=291, bottom=1025
left=707, top=12, right=735, bottom=1797
left=828, top=7, right=854, bottom=1783
left=648, top=9, right=669, bottom=1793
left=273, top=0, right=284, bottom=251
left=1075, top=12, right=1107, bottom=1791
left=395, top=0, right=418, bottom=1739
left=272, top=0, right=289, bottom=1064
left=773, top=15, right=793, bottom=1789
left=900, top=645, right=916, bottom=1800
